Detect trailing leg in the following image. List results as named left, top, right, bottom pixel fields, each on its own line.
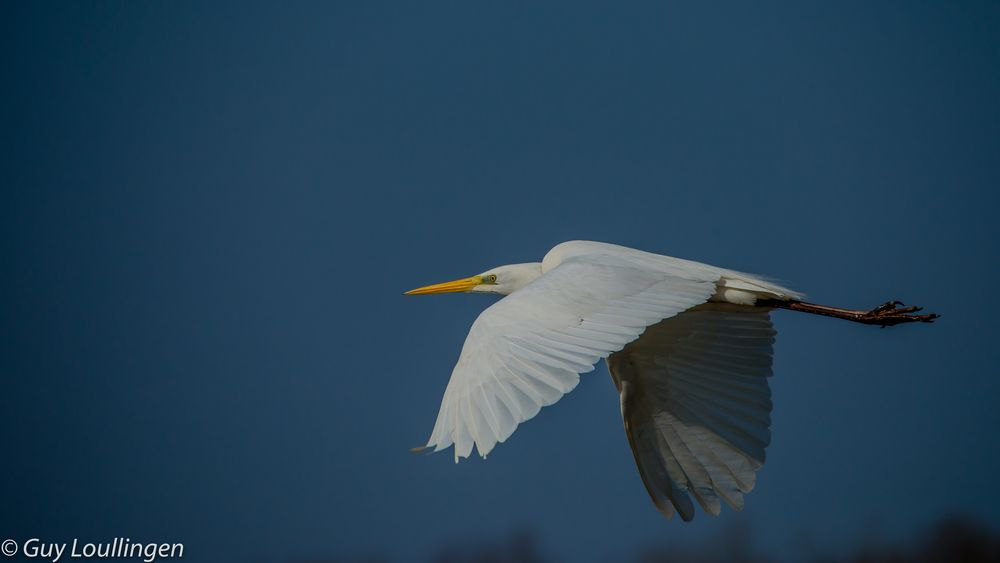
left=756, top=299, right=939, bottom=327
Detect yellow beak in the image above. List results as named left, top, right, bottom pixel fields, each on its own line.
left=404, top=275, right=483, bottom=295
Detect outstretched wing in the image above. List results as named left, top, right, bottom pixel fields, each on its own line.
left=424, top=253, right=721, bottom=461
left=607, top=304, right=775, bottom=521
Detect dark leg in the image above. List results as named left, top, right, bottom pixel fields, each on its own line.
left=756, top=299, right=939, bottom=327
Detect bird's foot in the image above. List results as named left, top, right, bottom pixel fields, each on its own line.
left=859, top=301, right=940, bottom=327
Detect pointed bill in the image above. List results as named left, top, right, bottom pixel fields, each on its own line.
left=404, top=275, right=483, bottom=295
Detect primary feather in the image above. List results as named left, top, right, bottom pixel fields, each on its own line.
left=608, top=304, right=775, bottom=520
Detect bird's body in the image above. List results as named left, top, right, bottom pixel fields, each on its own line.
left=405, top=240, right=937, bottom=521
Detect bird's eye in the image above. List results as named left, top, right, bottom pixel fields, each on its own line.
left=486, top=274, right=497, bottom=283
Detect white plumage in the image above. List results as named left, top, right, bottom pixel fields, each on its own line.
left=608, top=304, right=775, bottom=520
left=407, top=240, right=803, bottom=520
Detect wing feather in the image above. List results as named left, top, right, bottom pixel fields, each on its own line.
left=608, top=305, right=776, bottom=519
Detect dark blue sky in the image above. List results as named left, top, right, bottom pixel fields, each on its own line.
left=3, top=2, right=999, bottom=562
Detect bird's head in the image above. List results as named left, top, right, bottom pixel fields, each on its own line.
left=404, top=262, right=543, bottom=297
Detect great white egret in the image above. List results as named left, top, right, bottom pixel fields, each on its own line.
left=404, top=241, right=937, bottom=521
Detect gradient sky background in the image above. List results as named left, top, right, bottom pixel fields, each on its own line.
left=3, top=2, right=999, bottom=562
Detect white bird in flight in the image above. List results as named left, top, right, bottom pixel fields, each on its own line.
left=405, top=241, right=937, bottom=521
